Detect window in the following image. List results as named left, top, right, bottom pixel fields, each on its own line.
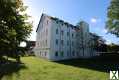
left=56, top=28, right=58, bottom=34
left=72, top=51, right=75, bottom=56
left=40, top=51, right=41, bottom=56
left=37, top=42, right=39, bottom=46
left=72, top=33, right=74, bottom=38
left=61, top=30, right=64, bottom=35
left=56, top=39, right=58, bottom=45
left=55, top=51, right=58, bottom=57
left=67, top=51, right=69, bottom=56
left=61, top=51, right=64, bottom=57
left=67, top=32, right=69, bottom=36
left=45, top=40, right=47, bottom=46
left=61, top=40, right=64, bottom=45
left=45, top=52, right=47, bottom=56
left=56, top=20, right=58, bottom=24
left=67, top=40, right=69, bottom=46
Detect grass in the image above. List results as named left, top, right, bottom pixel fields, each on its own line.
left=0, top=56, right=111, bottom=80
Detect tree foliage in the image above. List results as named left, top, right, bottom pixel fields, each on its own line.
left=106, top=0, right=119, bottom=37
left=107, top=43, right=119, bottom=52
left=0, top=0, right=32, bottom=60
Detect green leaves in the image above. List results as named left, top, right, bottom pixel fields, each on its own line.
left=0, top=0, right=32, bottom=57
left=106, top=0, right=119, bottom=37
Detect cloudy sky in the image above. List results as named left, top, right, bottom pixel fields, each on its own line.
left=23, top=0, right=119, bottom=44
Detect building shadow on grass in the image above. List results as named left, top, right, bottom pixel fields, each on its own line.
left=0, top=60, right=27, bottom=79
left=55, top=55, right=119, bottom=73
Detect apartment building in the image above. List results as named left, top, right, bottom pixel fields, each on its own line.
left=34, top=13, right=97, bottom=61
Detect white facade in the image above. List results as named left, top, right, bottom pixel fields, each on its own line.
left=34, top=14, right=97, bottom=61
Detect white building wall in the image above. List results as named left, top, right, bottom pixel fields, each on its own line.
left=50, top=20, right=60, bottom=60
left=35, top=14, right=97, bottom=61
left=34, top=14, right=53, bottom=60
left=66, top=26, right=71, bottom=59
left=61, top=23, right=68, bottom=59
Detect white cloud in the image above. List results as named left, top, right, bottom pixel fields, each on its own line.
left=106, top=40, right=112, bottom=44
left=90, top=17, right=97, bottom=23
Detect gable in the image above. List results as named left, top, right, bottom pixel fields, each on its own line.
left=36, top=14, right=45, bottom=32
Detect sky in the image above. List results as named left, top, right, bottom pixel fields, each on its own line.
left=23, top=0, right=119, bottom=44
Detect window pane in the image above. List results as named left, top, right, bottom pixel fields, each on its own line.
left=56, top=39, right=58, bottom=45
left=46, top=40, right=47, bottom=46
left=72, top=33, right=74, bottom=37
left=72, top=51, right=75, bottom=56
left=67, top=40, right=69, bottom=46
left=61, top=51, right=64, bottom=57
left=56, top=29, right=58, bottom=34
left=55, top=51, right=58, bottom=56
left=67, top=32, right=69, bottom=36
left=61, top=40, right=64, bottom=45
left=45, top=52, right=47, bottom=56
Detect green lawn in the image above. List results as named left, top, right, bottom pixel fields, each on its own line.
left=0, top=57, right=109, bottom=80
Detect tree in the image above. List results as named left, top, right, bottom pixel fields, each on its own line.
left=0, top=0, right=32, bottom=62
left=106, top=0, right=119, bottom=37
left=90, top=33, right=107, bottom=52
left=107, top=43, right=119, bottom=52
